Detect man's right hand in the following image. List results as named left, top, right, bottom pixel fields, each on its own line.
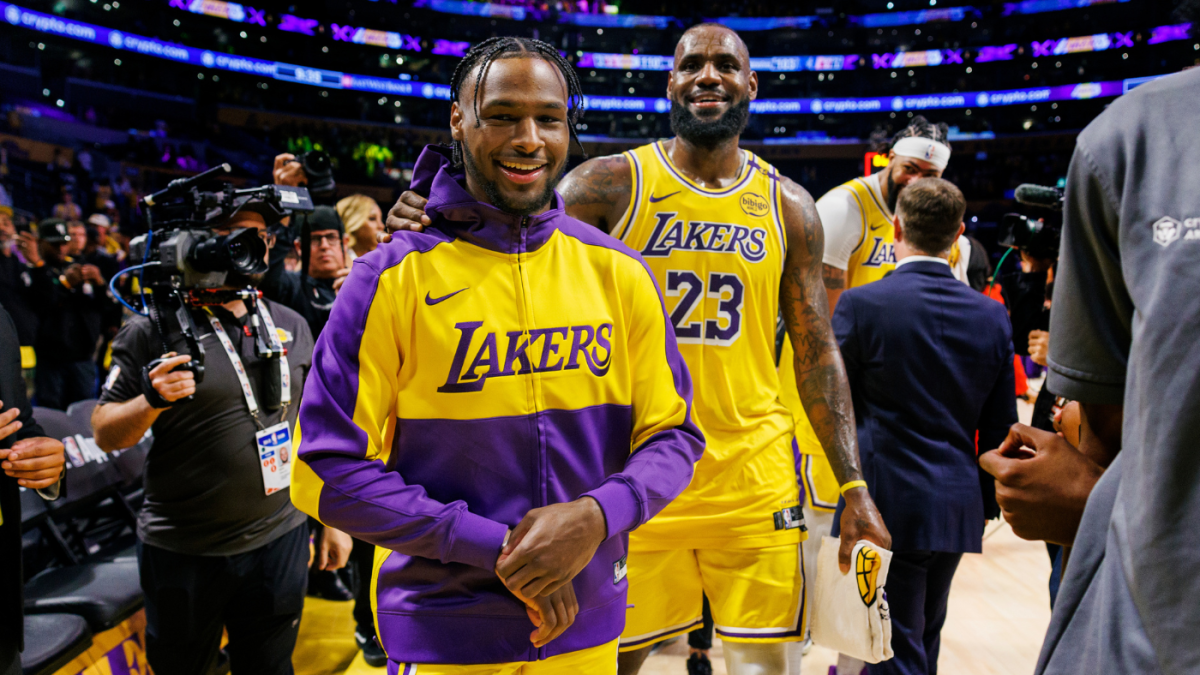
left=16, top=231, right=40, bottom=266
left=273, top=153, right=307, bottom=187
left=1028, top=330, right=1050, bottom=367
left=979, top=423, right=1104, bottom=545
left=381, top=191, right=431, bottom=242
left=63, top=264, right=85, bottom=288
left=149, top=353, right=196, bottom=403
left=512, top=582, right=578, bottom=648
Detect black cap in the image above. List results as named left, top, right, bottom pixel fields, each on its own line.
left=37, top=218, right=70, bottom=244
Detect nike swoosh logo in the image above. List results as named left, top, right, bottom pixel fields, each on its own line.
left=425, top=288, right=468, bottom=305
left=870, top=223, right=887, bottom=231
left=648, top=191, right=680, bottom=203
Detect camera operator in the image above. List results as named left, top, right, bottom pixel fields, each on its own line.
left=90, top=203, right=320, bottom=675
left=27, top=218, right=110, bottom=409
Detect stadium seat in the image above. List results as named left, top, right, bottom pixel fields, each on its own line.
left=24, top=558, right=144, bottom=633
left=64, top=399, right=97, bottom=423
left=20, top=613, right=92, bottom=675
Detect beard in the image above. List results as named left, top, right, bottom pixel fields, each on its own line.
left=224, top=270, right=265, bottom=288
left=669, top=96, right=751, bottom=148
left=462, top=145, right=564, bottom=217
left=886, top=169, right=901, bottom=214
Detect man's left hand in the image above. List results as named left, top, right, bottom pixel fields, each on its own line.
left=495, top=497, right=608, bottom=599
left=838, top=488, right=892, bottom=573
left=1, top=437, right=66, bottom=489
left=331, top=267, right=350, bottom=295
left=316, top=526, right=353, bottom=571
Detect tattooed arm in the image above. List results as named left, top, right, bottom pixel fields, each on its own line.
left=823, top=264, right=847, bottom=312
left=557, top=154, right=633, bottom=233
left=777, top=176, right=891, bottom=571
left=383, top=154, right=632, bottom=236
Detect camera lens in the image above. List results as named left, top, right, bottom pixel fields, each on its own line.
left=189, top=228, right=268, bottom=275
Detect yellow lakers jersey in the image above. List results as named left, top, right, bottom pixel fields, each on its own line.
left=616, top=141, right=802, bottom=550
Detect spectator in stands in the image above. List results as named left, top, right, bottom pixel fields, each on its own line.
left=0, top=207, right=38, bottom=379
left=0, top=304, right=67, bottom=675
left=87, top=212, right=123, bottom=258
left=66, top=220, right=87, bottom=259
left=91, top=203, right=348, bottom=675
left=51, top=185, right=81, bottom=222
left=336, top=194, right=383, bottom=261
left=29, top=219, right=109, bottom=410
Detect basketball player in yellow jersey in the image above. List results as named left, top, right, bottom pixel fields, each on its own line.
left=385, top=24, right=890, bottom=675
left=774, top=116, right=957, bottom=672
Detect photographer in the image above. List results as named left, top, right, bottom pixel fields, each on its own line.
left=0, top=207, right=39, bottom=376
left=90, top=200, right=321, bottom=675
left=266, top=154, right=349, bottom=338
left=28, top=219, right=111, bottom=409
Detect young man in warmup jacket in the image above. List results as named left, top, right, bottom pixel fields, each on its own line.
left=290, top=38, right=704, bottom=673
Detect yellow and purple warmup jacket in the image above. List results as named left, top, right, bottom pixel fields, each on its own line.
left=291, top=146, right=704, bottom=666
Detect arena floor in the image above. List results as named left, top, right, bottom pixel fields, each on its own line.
left=292, top=390, right=1051, bottom=675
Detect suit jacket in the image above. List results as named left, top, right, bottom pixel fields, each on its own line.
left=831, top=260, right=1016, bottom=554
left=0, top=305, right=54, bottom=653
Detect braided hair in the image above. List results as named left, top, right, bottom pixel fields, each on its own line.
left=891, top=114, right=951, bottom=150
left=447, top=36, right=587, bottom=167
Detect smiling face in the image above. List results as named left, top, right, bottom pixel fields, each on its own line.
left=452, top=55, right=571, bottom=217
left=667, top=25, right=757, bottom=147
left=885, top=153, right=943, bottom=213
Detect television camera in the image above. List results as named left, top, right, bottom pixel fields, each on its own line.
left=117, top=164, right=314, bottom=407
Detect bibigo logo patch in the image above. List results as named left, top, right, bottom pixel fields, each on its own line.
left=740, top=192, right=770, bottom=218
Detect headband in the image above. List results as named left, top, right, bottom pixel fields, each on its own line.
left=892, top=136, right=951, bottom=171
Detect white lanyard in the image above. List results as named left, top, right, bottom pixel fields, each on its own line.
left=204, top=303, right=291, bottom=427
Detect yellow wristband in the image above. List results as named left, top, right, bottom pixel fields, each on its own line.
left=840, top=480, right=868, bottom=495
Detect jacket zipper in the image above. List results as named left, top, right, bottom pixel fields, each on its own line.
left=515, top=215, right=550, bottom=661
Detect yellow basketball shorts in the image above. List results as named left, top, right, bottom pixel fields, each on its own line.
left=619, top=543, right=806, bottom=651
left=395, top=639, right=617, bottom=675
left=802, top=453, right=840, bottom=513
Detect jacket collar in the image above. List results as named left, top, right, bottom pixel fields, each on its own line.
left=892, top=258, right=956, bottom=278
left=411, top=145, right=566, bottom=255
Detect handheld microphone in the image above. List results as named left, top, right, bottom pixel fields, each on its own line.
left=1014, top=183, right=1064, bottom=210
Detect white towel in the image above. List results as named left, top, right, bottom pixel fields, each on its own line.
left=811, top=536, right=895, bottom=664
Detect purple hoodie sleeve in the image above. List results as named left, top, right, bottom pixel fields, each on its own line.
left=292, top=246, right=508, bottom=571
left=582, top=258, right=705, bottom=538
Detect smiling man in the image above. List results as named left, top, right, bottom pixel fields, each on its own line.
left=385, top=23, right=890, bottom=675
left=290, top=37, right=704, bottom=674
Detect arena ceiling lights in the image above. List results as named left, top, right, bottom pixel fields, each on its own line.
left=411, top=0, right=1132, bottom=30
left=164, top=0, right=1191, bottom=75
left=1, top=2, right=1171, bottom=117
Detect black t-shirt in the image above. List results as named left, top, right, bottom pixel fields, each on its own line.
left=0, top=252, right=38, bottom=346
left=99, top=299, right=312, bottom=555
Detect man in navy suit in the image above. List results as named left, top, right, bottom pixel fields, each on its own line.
left=831, top=178, right=1017, bottom=675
